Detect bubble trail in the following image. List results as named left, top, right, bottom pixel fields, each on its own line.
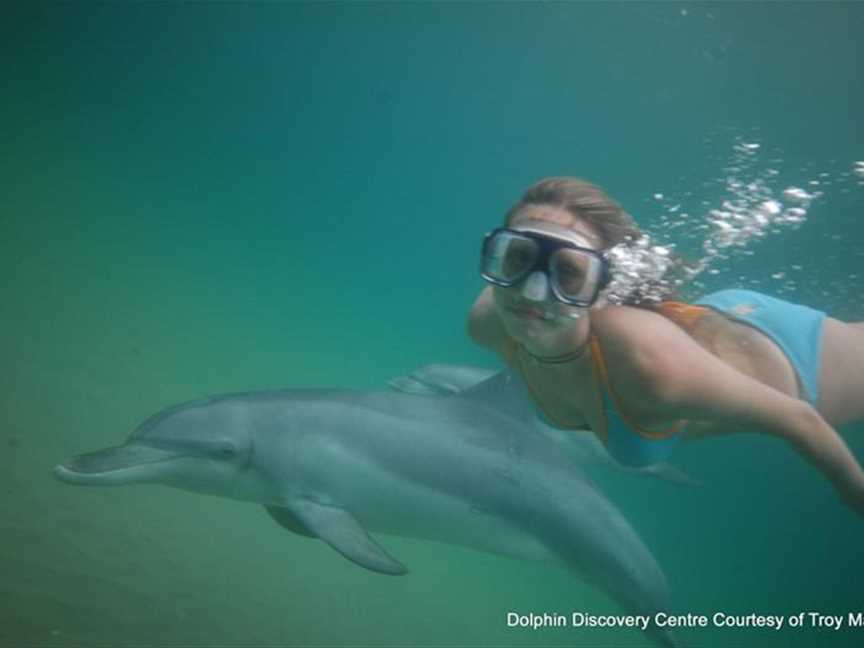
left=605, top=137, right=839, bottom=304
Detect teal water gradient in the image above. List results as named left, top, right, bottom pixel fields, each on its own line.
left=2, top=2, right=863, bottom=647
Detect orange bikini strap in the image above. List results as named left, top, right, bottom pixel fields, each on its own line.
left=656, top=301, right=710, bottom=333
left=589, top=336, right=685, bottom=440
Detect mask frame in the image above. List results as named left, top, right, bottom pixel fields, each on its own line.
left=480, top=227, right=611, bottom=307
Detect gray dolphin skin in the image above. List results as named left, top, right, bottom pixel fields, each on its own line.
left=55, top=365, right=679, bottom=647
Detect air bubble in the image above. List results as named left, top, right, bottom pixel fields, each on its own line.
left=609, top=137, right=821, bottom=304
left=782, top=187, right=814, bottom=203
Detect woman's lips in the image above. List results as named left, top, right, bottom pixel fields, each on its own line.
left=508, top=304, right=553, bottom=320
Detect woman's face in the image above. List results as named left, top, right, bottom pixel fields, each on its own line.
left=491, top=206, right=605, bottom=345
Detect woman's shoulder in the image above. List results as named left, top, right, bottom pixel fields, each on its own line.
left=589, top=304, right=700, bottom=402
left=590, top=303, right=688, bottom=346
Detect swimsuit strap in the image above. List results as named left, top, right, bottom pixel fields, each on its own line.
left=504, top=336, right=609, bottom=443
left=655, top=301, right=711, bottom=333
left=589, top=335, right=686, bottom=440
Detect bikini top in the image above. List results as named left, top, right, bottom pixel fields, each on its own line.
left=504, top=301, right=708, bottom=467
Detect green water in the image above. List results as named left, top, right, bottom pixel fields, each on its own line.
left=2, top=2, right=863, bottom=647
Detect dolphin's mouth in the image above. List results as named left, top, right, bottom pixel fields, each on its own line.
left=54, top=443, right=186, bottom=486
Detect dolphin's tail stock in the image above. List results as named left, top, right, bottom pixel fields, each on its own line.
left=538, top=491, right=682, bottom=648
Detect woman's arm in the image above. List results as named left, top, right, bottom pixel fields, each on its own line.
left=596, top=307, right=864, bottom=514
left=467, top=287, right=509, bottom=355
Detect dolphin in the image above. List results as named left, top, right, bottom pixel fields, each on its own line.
left=54, top=366, right=680, bottom=647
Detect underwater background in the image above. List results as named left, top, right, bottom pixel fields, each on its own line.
left=3, top=2, right=863, bottom=647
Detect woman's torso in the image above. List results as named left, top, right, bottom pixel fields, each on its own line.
left=506, top=302, right=804, bottom=445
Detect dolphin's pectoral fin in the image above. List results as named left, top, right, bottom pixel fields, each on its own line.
left=634, top=463, right=703, bottom=487
left=265, top=505, right=316, bottom=538
left=285, top=498, right=409, bottom=576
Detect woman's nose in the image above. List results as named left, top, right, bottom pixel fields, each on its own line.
left=521, top=271, right=550, bottom=302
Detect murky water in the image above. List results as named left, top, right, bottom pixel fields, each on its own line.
left=3, top=3, right=863, bottom=647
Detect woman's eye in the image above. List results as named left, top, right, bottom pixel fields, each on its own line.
left=558, top=265, right=583, bottom=278
left=504, top=251, right=533, bottom=274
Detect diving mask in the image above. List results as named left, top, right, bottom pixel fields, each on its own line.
left=480, top=226, right=610, bottom=307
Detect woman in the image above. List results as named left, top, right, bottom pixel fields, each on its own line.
left=468, top=177, right=864, bottom=514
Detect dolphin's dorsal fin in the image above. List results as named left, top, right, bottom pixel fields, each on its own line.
left=459, top=369, right=536, bottom=423
left=387, top=364, right=535, bottom=422
left=387, top=364, right=498, bottom=396
left=282, top=498, right=409, bottom=576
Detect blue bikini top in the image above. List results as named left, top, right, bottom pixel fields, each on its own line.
left=507, top=336, right=683, bottom=468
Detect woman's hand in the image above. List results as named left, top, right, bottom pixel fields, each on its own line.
left=836, top=472, right=864, bottom=517
left=771, top=402, right=864, bottom=518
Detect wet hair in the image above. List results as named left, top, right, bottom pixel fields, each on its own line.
left=504, top=177, right=681, bottom=305
left=504, top=177, right=644, bottom=249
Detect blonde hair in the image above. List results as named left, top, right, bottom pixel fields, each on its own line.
left=505, top=177, right=643, bottom=249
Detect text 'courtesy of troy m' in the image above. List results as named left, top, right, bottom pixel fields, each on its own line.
left=506, top=611, right=864, bottom=631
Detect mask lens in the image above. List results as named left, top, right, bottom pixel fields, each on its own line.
left=483, top=231, right=538, bottom=283
left=550, top=248, right=602, bottom=302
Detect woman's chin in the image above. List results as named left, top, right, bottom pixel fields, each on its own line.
left=503, top=311, right=552, bottom=341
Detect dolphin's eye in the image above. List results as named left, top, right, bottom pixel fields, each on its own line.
left=217, top=442, right=238, bottom=459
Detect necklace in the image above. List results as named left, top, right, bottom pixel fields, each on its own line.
left=524, top=340, right=589, bottom=365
